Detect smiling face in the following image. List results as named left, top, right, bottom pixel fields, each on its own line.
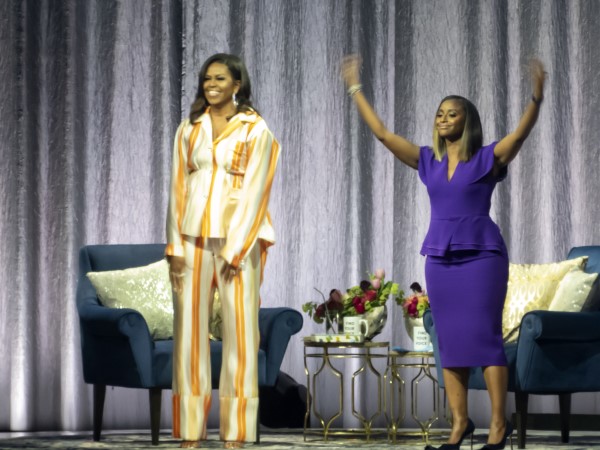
left=435, top=100, right=466, bottom=142
left=203, top=62, right=240, bottom=110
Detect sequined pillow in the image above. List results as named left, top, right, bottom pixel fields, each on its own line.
left=87, top=259, right=174, bottom=340
left=548, top=268, right=597, bottom=312
left=502, top=256, right=588, bottom=343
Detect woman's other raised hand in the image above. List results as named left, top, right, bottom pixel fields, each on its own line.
left=341, top=54, right=362, bottom=88
left=529, top=58, right=546, bottom=102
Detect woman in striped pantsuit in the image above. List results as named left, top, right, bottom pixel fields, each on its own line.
left=166, top=53, right=280, bottom=449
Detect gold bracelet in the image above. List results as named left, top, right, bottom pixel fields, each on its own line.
left=347, top=84, right=363, bottom=97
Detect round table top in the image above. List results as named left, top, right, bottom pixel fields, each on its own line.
left=302, top=337, right=389, bottom=348
left=389, top=347, right=434, bottom=357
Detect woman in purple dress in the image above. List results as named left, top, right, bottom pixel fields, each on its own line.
left=342, top=55, right=545, bottom=450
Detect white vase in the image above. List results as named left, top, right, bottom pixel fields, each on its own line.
left=404, top=316, right=422, bottom=340
left=404, top=316, right=432, bottom=351
left=363, top=305, right=387, bottom=340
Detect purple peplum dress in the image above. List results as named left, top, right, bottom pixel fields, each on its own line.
left=418, top=142, right=508, bottom=368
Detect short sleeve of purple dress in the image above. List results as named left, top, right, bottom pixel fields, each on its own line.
left=418, top=143, right=509, bottom=368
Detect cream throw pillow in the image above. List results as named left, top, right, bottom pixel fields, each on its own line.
left=548, top=268, right=597, bottom=312
left=502, top=256, right=588, bottom=342
left=87, top=259, right=174, bottom=340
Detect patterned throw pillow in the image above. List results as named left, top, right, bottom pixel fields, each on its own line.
left=502, top=256, right=588, bottom=343
left=87, top=259, right=174, bottom=340
left=548, top=268, right=597, bottom=312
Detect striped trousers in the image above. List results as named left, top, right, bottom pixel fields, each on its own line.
left=172, top=236, right=260, bottom=442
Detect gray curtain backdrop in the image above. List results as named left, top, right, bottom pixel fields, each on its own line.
left=1, top=0, right=599, bottom=432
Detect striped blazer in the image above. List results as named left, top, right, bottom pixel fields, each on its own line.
left=166, top=109, right=280, bottom=269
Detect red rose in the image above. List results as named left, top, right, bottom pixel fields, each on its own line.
left=315, top=304, right=326, bottom=318
left=326, top=299, right=343, bottom=312
left=352, top=296, right=367, bottom=314
left=364, top=290, right=377, bottom=301
left=407, top=302, right=417, bottom=317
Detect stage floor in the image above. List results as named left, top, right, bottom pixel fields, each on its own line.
left=1, top=429, right=600, bottom=449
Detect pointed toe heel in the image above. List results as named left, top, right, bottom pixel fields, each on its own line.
left=479, top=421, right=513, bottom=450
left=425, top=418, right=475, bottom=450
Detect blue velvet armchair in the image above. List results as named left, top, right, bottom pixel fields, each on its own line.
left=76, top=243, right=303, bottom=445
left=424, top=245, right=600, bottom=449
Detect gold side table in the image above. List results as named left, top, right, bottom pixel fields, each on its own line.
left=385, top=349, right=441, bottom=444
left=303, top=339, right=389, bottom=441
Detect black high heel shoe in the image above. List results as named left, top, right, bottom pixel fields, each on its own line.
left=424, top=418, right=475, bottom=450
left=478, top=421, right=513, bottom=450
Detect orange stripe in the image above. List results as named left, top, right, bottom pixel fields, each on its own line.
left=203, top=395, right=211, bottom=439
left=172, top=395, right=180, bottom=438
left=244, top=122, right=258, bottom=161
left=175, top=128, right=187, bottom=230
left=220, top=399, right=225, bottom=435
left=234, top=274, right=247, bottom=441
left=191, top=237, right=203, bottom=396
left=231, top=121, right=258, bottom=187
left=237, top=140, right=279, bottom=262
left=231, top=141, right=243, bottom=173
left=238, top=398, right=247, bottom=441
left=266, top=211, right=272, bottom=226
left=200, top=143, right=218, bottom=236
left=259, top=240, right=268, bottom=288
left=236, top=121, right=257, bottom=189
left=231, top=141, right=244, bottom=189
left=187, top=122, right=202, bottom=170
left=213, top=116, right=242, bottom=146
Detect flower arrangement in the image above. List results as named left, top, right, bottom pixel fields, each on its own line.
left=397, top=282, right=430, bottom=318
left=302, top=269, right=402, bottom=324
left=342, top=269, right=401, bottom=316
left=302, top=288, right=345, bottom=324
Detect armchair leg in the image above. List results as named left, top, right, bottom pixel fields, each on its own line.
left=256, top=414, right=260, bottom=444
left=255, top=399, right=260, bottom=444
left=515, top=391, right=529, bottom=449
left=93, top=384, right=106, bottom=442
left=149, top=388, right=162, bottom=446
left=558, top=393, right=571, bottom=443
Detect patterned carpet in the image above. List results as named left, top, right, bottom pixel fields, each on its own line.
left=1, top=429, right=600, bottom=449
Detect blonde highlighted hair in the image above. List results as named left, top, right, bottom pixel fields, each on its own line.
left=432, top=95, right=483, bottom=161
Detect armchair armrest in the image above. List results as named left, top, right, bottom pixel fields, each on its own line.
left=78, top=301, right=156, bottom=387
left=258, top=307, right=303, bottom=386
left=78, top=302, right=150, bottom=337
left=520, top=310, right=600, bottom=342
left=516, top=310, right=600, bottom=392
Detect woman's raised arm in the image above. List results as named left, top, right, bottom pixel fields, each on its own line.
left=494, top=58, right=546, bottom=166
left=341, top=55, right=420, bottom=169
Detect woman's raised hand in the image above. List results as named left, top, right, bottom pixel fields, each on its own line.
left=341, top=54, right=362, bottom=88
left=530, top=58, right=546, bottom=101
